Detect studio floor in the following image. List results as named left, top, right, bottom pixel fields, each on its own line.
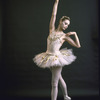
left=0, top=96, right=99, bottom=100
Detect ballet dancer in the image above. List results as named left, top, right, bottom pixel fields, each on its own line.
left=33, top=0, right=81, bottom=100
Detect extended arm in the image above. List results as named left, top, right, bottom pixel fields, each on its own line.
left=64, top=32, right=81, bottom=48
left=49, top=0, right=59, bottom=33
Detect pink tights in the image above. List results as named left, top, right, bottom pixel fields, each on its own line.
left=50, top=67, right=71, bottom=100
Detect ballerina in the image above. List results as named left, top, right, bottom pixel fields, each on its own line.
left=33, top=0, right=81, bottom=100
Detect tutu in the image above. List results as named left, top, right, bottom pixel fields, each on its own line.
left=33, top=48, right=76, bottom=68
left=33, top=31, right=76, bottom=68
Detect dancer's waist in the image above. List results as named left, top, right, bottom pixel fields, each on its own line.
left=46, top=50, right=60, bottom=55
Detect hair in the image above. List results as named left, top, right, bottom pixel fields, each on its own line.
left=60, top=16, right=70, bottom=22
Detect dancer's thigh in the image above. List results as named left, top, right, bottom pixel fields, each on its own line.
left=50, top=67, right=62, bottom=84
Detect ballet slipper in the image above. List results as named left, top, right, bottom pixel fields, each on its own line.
left=64, top=95, right=71, bottom=100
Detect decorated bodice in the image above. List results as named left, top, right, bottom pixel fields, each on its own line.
left=46, top=32, right=64, bottom=54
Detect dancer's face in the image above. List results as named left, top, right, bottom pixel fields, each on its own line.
left=60, top=19, right=70, bottom=30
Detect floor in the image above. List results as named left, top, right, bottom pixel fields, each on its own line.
left=0, top=96, right=99, bottom=100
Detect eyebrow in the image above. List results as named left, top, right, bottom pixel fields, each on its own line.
left=65, top=22, right=69, bottom=25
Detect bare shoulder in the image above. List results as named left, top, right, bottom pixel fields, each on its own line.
left=62, top=32, right=71, bottom=41
left=62, top=32, right=66, bottom=38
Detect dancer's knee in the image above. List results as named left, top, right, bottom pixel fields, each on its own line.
left=51, top=81, right=58, bottom=88
left=59, top=76, right=67, bottom=89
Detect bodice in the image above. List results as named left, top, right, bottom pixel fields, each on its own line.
left=46, top=32, right=64, bottom=54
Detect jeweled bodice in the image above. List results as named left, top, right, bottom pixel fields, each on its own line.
left=46, top=32, right=64, bottom=54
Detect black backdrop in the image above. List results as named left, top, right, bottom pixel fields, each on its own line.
left=0, top=0, right=99, bottom=98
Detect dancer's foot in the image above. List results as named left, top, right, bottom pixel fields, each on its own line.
left=64, top=95, right=71, bottom=100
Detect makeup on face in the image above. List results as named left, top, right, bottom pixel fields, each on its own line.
left=61, top=20, right=70, bottom=30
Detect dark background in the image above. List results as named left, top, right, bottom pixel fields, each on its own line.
left=0, top=0, right=99, bottom=99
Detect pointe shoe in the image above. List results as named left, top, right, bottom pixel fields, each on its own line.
left=64, top=95, right=71, bottom=100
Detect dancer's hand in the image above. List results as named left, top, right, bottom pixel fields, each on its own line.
left=66, top=32, right=76, bottom=36
left=56, top=0, right=59, bottom=2
left=55, top=0, right=59, bottom=3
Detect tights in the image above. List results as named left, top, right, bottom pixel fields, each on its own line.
left=50, top=67, right=71, bottom=100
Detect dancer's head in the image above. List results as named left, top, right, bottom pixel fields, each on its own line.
left=59, top=16, right=70, bottom=31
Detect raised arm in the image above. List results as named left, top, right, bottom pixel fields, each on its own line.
left=64, top=32, right=81, bottom=48
left=49, top=0, right=59, bottom=33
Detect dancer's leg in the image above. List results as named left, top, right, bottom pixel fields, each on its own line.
left=59, top=75, right=71, bottom=100
left=50, top=67, right=62, bottom=100
left=59, top=75, right=68, bottom=96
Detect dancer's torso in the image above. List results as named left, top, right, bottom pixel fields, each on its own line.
left=46, top=31, right=65, bottom=54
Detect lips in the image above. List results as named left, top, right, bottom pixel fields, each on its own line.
left=63, top=27, right=66, bottom=30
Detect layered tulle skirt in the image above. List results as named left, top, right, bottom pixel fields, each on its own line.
left=33, top=48, right=76, bottom=68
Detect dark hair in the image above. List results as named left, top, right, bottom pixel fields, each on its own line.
left=60, top=16, right=70, bottom=22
